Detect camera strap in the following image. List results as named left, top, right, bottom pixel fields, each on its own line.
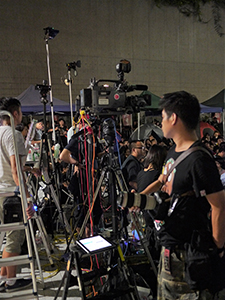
left=163, top=146, right=211, bottom=184
left=162, top=146, right=212, bottom=202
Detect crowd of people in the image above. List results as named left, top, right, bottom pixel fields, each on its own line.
left=1, top=91, right=225, bottom=299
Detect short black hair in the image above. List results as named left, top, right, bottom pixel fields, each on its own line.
left=0, top=97, right=21, bottom=120
left=159, top=91, right=200, bottom=130
left=129, top=140, right=143, bottom=152
left=58, top=118, right=65, bottom=122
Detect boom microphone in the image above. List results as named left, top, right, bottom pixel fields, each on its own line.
left=127, top=85, right=148, bottom=92
left=133, top=84, right=148, bottom=90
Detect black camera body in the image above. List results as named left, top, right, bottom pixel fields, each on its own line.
left=81, top=79, right=126, bottom=111
left=80, top=60, right=151, bottom=114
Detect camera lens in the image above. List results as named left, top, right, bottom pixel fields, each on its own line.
left=119, top=191, right=156, bottom=210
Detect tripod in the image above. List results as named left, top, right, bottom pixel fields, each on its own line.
left=79, top=146, right=157, bottom=276
left=35, top=87, right=73, bottom=245
left=55, top=118, right=157, bottom=299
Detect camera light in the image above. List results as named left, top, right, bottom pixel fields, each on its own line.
left=64, top=79, right=70, bottom=86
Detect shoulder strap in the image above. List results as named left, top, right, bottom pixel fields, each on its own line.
left=164, top=146, right=211, bottom=183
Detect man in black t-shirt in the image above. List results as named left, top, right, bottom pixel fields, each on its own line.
left=138, top=91, right=225, bottom=299
left=121, top=140, right=146, bottom=191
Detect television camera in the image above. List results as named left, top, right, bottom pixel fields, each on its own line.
left=80, top=59, right=151, bottom=114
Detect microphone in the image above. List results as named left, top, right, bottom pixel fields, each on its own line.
left=133, top=84, right=148, bottom=90
left=127, top=85, right=148, bottom=92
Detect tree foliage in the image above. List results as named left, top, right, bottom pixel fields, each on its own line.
left=153, top=0, right=225, bottom=36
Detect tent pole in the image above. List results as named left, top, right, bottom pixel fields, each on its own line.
left=223, top=109, right=225, bottom=139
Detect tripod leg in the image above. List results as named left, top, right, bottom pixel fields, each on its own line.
left=114, top=169, right=158, bottom=277
left=130, top=211, right=158, bottom=277
left=61, top=252, right=74, bottom=300
left=78, top=168, right=106, bottom=238
left=63, top=195, right=90, bottom=255
left=28, top=218, right=45, bottom=287
left=42, top=166, right=73, bottom=237
left=34, top=213, right=54, bottom=266
left=37, top=213, right=54, bottom=252
left=114, top=168, right=129, bottom=192
left=73, top=250, right=86, bottom=300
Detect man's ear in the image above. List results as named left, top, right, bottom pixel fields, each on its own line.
left=12, top=110, right=18, bottom=119
left=171, top=113, right=178, bottom=126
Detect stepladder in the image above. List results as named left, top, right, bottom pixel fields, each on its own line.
left=0, top=110, right=39, bottom=299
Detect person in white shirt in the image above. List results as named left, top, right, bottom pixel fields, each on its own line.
left=0, top=97, right=35, bottom=292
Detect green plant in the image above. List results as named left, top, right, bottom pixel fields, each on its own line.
left=153, top=0, right=225, bottom=36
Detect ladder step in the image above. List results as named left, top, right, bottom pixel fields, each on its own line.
left=0, top=192, right=15, bottom=197
left=0, top=289, right=38, bottom=299
left=0, top=222, right=25, bottom=232
left=0, top=255, right=32, bottom=267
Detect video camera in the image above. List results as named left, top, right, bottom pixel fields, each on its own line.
left=35, top=81, right=51, bottom=98
left=80, top=60, right=151, bottom=114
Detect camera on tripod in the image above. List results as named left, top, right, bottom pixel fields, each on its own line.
left=35, top=81, right=51, bottom=98
left=80, top=59, right=151, bottom=114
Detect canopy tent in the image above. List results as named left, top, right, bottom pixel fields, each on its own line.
left=202, top=89, right=225, bottom=135
left=17, top=85, right=75, bottom=114
left=130, top=123, right=163, bottom=141
left=200, top=104, right=222, bottom=113
left=139, top=90, right=161, bottom=110
left=139, top=91, right=221, bottom=113
left=202, top=89, right=225, bottom=108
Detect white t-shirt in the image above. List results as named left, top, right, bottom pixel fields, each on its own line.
left=0, top=126, right=26, bottom=192
left=220, top=172, right=225, bottom=189
left=67, top=126, right=75, bottom=143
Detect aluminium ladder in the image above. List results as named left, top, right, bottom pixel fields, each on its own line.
left=0, top=110, right=39, bottom=299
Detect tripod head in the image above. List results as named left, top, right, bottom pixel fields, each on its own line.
left=35, top=81, right=51, bottom=103
left=35, top=81, right=51, bottom=135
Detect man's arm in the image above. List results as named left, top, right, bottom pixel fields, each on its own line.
left=10, top=155, right=19, bottom=187
left=207, top=190, right=225, bottom=249
left=129, top=181, right=137, bottom=191
left=60, top=148, right=79, bottom=165
left=10, top=155, right=35, bottom=219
